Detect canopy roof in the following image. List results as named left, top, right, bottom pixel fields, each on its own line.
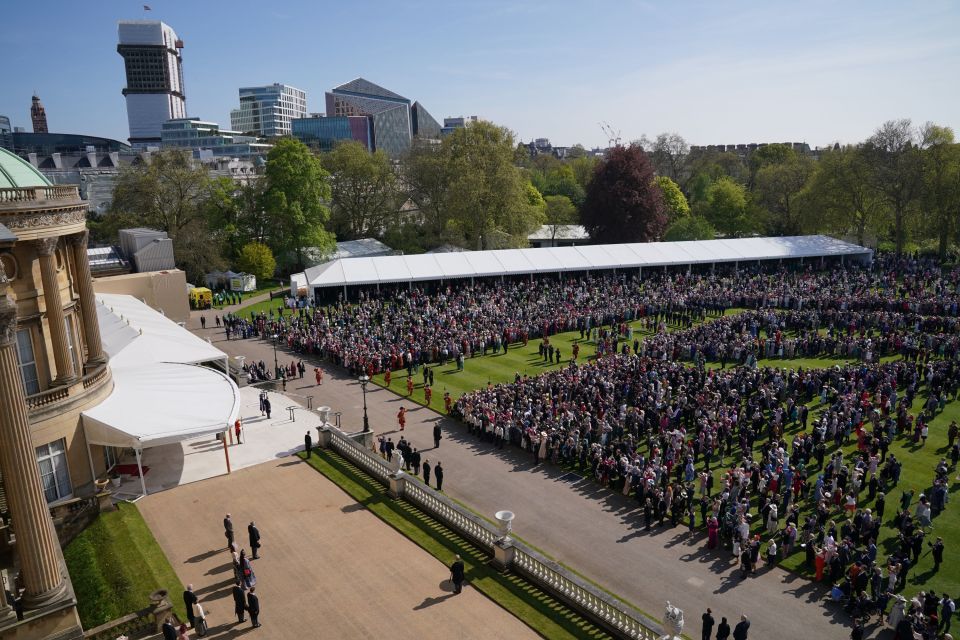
left=306, top=235, right=872, bottom=289
left=83, top=362, right=240, bottom=448
left=84, top=293, right=239, bottom=449
left=96, top=293, right=225, bottom=368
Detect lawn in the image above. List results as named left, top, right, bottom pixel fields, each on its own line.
left=64, top=503, right=186, bottom=629
left=299, top=447, right=626, bottom=640
left=370, top=313, right=960, bottom=603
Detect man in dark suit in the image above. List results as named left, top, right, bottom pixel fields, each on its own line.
left=435, top=462, right=444, bottom=491
left=183, top=585, right=198, bottom=628
left=248, top=521, right=261, bottom=560
left=732, top=614, right=750, bottom=640
left=161, top=618, right=178, bottom=640
left=701, top=608, right=715, bottom=640
left=423, top=460, right=431, bottom=486
left=304, top=431, right=312, bottom=458
left=715, top=616, right=731, bottom=639
left=433, top=424, right=442, bottom=448
left=232, top=580, right=246, bottom=623
left=247, top=586, right=261, bottom=628
left=224, top=514, right=234, bottom=550
left=450, top=554, right=465, bottom=594
left=411, top=448, right=421, bottom=476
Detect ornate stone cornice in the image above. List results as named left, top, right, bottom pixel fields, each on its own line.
left=35, top=236, right=59, bottom=257
left=65, top=230, right=89, bottom=249
left=0, top=295, right=16, bottom=347
left=2, top=208, right=86, bottom=232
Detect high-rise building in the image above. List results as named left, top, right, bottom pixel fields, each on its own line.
left=30, top=95, right=48, bottom=133
left=325, top=78, right=414, bottom=157
left=442, top=115, right=480, bottom=136
left=117, top=20, right=187, bottom=147
left=411, top=102, right=441, bottom=139
left=230, top=84, right=306, bottom=138
left=292, top=115, right=373, bottom=152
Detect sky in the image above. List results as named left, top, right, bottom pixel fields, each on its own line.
left=2, top=0, right=958, bottom=149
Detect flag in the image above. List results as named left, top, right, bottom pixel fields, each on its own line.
left=144, top=4, right=152, bottom=10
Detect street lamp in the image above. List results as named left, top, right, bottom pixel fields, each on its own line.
left=359, top=374, right=370, bottom=432
left=271, top=333, right=279, bottom=379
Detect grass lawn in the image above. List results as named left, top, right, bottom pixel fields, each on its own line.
left=64, top=503, right=186, bottom=629
left=300, top=448, right=622, bottom=640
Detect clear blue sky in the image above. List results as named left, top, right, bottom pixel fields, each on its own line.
left=2, top=0, right=957, bottom=149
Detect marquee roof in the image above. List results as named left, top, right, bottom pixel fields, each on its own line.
left=305, top=235, right=872, bottom=289
left=82, top=293, right=239, bottom=449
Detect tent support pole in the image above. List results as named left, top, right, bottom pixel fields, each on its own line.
left=223, top=431, right=232, bottom=474
left=135, top=448, right=147, bottom=498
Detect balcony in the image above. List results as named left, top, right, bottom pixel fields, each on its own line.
left=26, top=363, right=113, bottom=421
left=0, top=186, right=80, bottom=205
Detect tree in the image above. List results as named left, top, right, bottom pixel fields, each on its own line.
left=919, top=123, right=960, bottom=258
left=543, top=195, right=579, bottom=243
left=753, top=150, right=815, bottom=235
left=236, top=241, right=276, bottom=282
left=404, top=138, right=454, bottom=245
left=262, top=138, right=334, bottom=271
left=639, top=133, right=690, bottom=183
left=799, top=145, right=885, bottom=246
left=663, top=216, right=716, bottom=241
left=698, top=176, right=757, bottom=238
left=535, top=164, right=586, bottom=206
left=108, top=149, right=225, bottom=281
left=862, top=119, right=924, bottom=253
left=321, top=141, right=402, bottom=240
left=654, top=176, right=690, bottom=220
left=580, top=144, right=668, bottom=243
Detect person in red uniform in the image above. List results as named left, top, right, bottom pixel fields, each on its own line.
left=397, top=406, right=407, bottom=431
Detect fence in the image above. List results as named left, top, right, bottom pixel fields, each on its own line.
left=317, top=425, right=662, bottom=640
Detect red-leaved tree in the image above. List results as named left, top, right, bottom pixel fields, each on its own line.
left=581, top=144, right=668, bottom=243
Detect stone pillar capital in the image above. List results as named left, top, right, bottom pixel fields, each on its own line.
left=35, top=236, right=59, bottom=257
left=0, top=296, right=15, bottom=347
left=65, top=230, right=89, bottom=249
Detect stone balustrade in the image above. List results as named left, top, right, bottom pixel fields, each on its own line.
left=25, top=363, right=111, bottom=417
left=318, top=424, right=662, bottom=639
left=0, top=186, right=79, bottom=204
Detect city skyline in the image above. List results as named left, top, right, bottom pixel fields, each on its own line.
left=1, top=0, right=957, bottom=148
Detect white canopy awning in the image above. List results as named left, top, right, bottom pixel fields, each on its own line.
left=305, top=235, right=873, bottom=290
left=82, top=362, right=240, bottom=449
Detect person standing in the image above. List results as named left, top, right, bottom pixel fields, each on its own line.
left=435, top=461, right=444, bottom=491
left=450, top=554, right=465, bottom=594
left=701, top=608, right=715, bottom=640
left=264, top=396, right=272, bottom=419
left=247, top=586, right=261, bottom=628
left=397, top=407, right=407, bottom=432
left=411, top=448, right=421, bottom=475
left=732, top=614, right=750, bottom=640
left=433, top=424, right=442, bottom=448
left=931, top=537, right=945, bottom=571
left=715, top=616, right=730, bottom=640
left=304, top=431, right=312, bottom=458
left=232, top=580, right=246, bottom=623
left=162, top=618, right=178, bottom=640
left=234, top=418, right=243, bottom=444
left=183, top=585, right=198, bottom=628
left=223, top=514, right=234, bottom=550
left=240, top=549, right=256, bottom=589
left=192, top=600, right=208, bottom=637
left=423, top=460, right=431, bottom=486
left=248, top=521, right=261, bottom=560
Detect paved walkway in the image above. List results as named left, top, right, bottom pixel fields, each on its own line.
left=193, top=322, right=863, bottom=640
left=139, top=458, right=536, bottom=640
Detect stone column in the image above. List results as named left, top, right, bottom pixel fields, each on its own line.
left=35, top=237, right=75, bottom=384
left=0, top=291, right=68, bottom=608
left=66, top=231, right=106, bottom=367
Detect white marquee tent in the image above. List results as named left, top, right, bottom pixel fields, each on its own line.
left=82, top=293, right=241, bottom=497
left=303, top=235, right=872, bottom=295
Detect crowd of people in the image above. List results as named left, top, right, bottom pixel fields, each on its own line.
left=220, top=254, right=959, bottom=638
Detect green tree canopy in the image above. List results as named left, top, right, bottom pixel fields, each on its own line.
left=321, top=141, right=402, bottom=240
left=262, top=138, right=334, bottom=271
left=236, top=241, right=276, bottom=282
left=663, top=215, right=716, bottom=241
left=920, top=123, right=960, bottom=258
left=863, top=119, right=924, bottom=253
left=654, top=176, right=690, bottom=220
left=106, top=149, right=225, bottom=281
left=754, top=152, right=815, bottom=235
left=697, top=176, right=757, bottom=238
left=543, top=195, right=579, bottom=241
left=580, top=144, right=668, bottom=243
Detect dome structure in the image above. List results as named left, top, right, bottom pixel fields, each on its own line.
left=0, top=146, right=51, bottom=188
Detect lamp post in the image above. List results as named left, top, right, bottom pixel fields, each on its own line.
left=271, top=333, right=279, bottom=379
left=359, top=374, right=370, bottom=432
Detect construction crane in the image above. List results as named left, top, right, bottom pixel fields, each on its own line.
left=599, top=121, right=621, bottom=148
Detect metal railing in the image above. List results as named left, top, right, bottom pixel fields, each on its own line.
left=320, top=423, right=662, bottom=639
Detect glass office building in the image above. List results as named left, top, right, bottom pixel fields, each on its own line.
left=323, top=78, right=413, bottom=157
left=292, top=116, right=372, bottom=152
left=230, top=83, right=307, bottom=138
left=161, top=118, right=271, bottom=159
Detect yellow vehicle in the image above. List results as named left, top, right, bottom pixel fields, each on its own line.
left=189, top=287, right=213, bottom=310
